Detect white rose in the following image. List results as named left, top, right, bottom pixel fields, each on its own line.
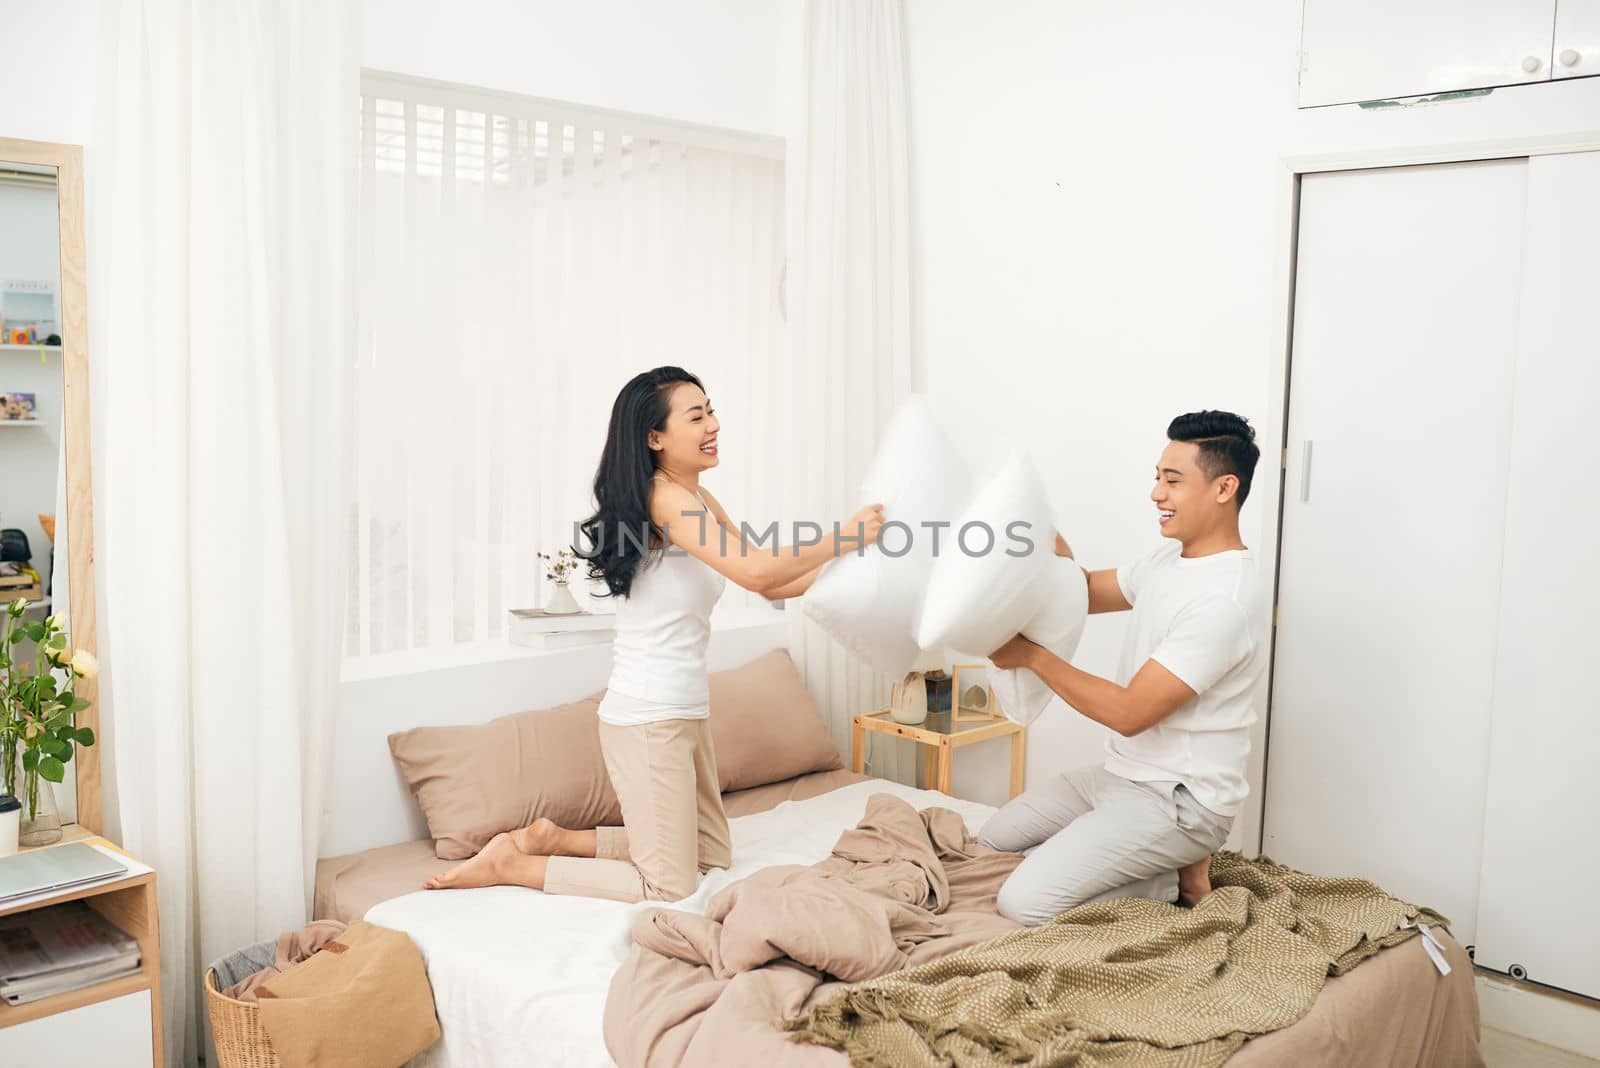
left=70, top=649, right=100, bottom=679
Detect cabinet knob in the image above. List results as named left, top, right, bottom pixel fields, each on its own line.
left=1559, top=49, right=1581, bottom=68
left=1521, top=55, right=1543, bottom=73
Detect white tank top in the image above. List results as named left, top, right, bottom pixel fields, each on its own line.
left=597, top=479, right=728, bottom=726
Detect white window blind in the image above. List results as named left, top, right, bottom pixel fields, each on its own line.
left=351, top=73, right=786, bottom=656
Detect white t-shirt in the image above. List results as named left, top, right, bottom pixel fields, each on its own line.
left=1102, top=540, right=1265, bottom=817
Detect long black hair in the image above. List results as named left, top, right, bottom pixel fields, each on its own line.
left=577, top=366, right=706, bottom=598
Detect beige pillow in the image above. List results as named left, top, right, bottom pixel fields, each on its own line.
left=388, top=695, right=623, bottom=860
left=707, top=648, right=843, bottom=791
left=390, top=648, right=843, bottom=859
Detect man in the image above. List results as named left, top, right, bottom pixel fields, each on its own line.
left=981, top=410, right=1266, bottom=926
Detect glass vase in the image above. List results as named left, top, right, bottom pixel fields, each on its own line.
left=13, top=754, right=62, bottom=847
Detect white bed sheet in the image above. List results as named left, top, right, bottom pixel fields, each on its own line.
left=366, top=779, right=997, bottom=1068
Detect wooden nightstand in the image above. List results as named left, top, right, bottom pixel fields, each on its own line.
left=852, top=708, right=1027, bottom=798
left=0, top=828, right=162, bottom=1066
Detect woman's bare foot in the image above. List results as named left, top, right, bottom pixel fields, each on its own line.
left=510, top=817, right=564, bottom=856
left=424, top=833, right=519, bottom=890
left=1177, top=855, right=1214, bottom=908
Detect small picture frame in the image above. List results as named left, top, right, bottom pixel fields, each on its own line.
left=951, top=662, right=993, bottom=721
left=1, top=392, right=37, bottom=421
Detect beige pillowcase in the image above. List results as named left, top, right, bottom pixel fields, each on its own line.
left=389, top=695, right=623, bottom=860
left=390, top=648, right=843, bottom=860
left=706, top=648, right=843, bottom=792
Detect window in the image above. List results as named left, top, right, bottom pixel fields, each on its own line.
left=350, top=73, right=786, bottom=655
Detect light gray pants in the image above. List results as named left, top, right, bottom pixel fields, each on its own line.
left=977, top=764, right=1233, bottom=927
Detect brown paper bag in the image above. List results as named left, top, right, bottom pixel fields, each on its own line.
left=257, top=920, right=440, bottom=1068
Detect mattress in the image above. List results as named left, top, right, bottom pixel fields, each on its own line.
left=367, top=775, right=989, bottom=1068
left=346, top=771, right=1480, bottom=1067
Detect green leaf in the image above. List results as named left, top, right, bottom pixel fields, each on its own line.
left=24, top=623, right=44, bottom=642
left=68, top=697, right=91, bottom=713
left=74, top=727, right=95, bottom=746
left=21, top=748, right=37, bottom=772
left=47, top=711, right=73, bottom=731
left=41, top=735, right=68, bottom=760
left=38, top=755, right=65, bottom=783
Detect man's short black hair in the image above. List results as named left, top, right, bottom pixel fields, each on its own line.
left=1167, top=410, right=1260, bottom=509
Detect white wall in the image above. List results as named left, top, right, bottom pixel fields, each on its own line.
left=905, top=0, right=1600, bottom=848
left=0, top=1, right=99, bottom=148
left=363, top=0, right=789, bottom=135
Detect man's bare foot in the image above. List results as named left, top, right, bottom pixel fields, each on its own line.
left=424, top=833, right=518, bottom=890
left=1177, top=856, right=1214, bottom=908
left=510, top=817, right=564, bottom=857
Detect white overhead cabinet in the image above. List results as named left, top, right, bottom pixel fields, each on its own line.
left=1554, top=0, right=1600, bottom=79
left=1265, top=150, right=1600, bottom=1001
left=1299, top=0, right=1600, bottom=106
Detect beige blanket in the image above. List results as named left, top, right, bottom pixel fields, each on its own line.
left=603, top=793, right=1023, bottom=1067
left=605, top=794, right=1475, bottom=1068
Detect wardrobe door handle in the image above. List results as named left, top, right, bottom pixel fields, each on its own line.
left=1300, top=440, right=1314, bottom=503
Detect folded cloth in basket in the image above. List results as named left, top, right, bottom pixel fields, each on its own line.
left=221, top=919, right=347, bottom=1003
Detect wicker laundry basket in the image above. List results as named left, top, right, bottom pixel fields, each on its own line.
left=204, top=938, right=282, bottom=1068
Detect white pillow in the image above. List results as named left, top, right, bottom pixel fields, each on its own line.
left=991, top=556, right=1089, bottom=726
left=915, top=453, right=1057, bottom=656
left=802, top=395, right=971, bottom=675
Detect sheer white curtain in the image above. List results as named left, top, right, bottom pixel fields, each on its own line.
left=90, top=1, right=358, bottom=1063
left=785, top=0, right=915, bottom=776
left=351, top=74, right=786, bottom=657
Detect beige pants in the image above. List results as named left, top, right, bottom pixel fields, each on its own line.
left=543, top=717, right=731, bottom=903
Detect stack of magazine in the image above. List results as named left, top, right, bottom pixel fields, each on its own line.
left=0, top=901, right=141, bottom=1005
left=508, top=607, right=616, bottom=650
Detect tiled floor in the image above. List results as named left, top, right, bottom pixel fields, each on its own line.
left=1482, top=1028, right=1600, bottom=1067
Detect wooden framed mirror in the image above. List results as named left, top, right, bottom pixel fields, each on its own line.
left=0, top=137, right=99, bottom=834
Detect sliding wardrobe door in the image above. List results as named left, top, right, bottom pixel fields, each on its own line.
left=1471, top=150, right=1600, bottom=999
left=1263, top=158, right=1528, bottom=945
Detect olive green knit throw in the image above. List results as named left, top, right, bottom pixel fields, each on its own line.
left=785, top=852, right=1449, bottom=1067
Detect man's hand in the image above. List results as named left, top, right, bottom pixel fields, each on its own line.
left=989, top=633, right=1042, bottom=671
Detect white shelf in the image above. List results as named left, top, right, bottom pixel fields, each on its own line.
left=0, top=420, right=44, bottom=428
left=0, top=344, right=61, bottom=353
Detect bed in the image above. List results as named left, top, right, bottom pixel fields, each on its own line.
left=315, top=769, right=1483, bottom=1068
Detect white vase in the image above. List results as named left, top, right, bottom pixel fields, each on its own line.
left=544, top=581, right=581, bottom=615
left=888, top=672, right=929, bottom=725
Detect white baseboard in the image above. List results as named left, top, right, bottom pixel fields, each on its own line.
left=1476, top=972, right=1600, bottom=1060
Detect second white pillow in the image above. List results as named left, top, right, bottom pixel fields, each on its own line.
left=991, top=556, right=1089, bottom=726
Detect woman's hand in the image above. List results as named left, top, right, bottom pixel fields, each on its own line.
left=989, top=633, right=1041, bottom=671
left=841, top=502, right=885, bottom=553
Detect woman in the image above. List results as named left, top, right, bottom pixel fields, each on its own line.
left=426, top=366, right=884, bottom=901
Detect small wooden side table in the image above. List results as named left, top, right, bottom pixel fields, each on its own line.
left=852, top=707, right=1027, bottom=798
left=0, top=828, right=162, bottom=1066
